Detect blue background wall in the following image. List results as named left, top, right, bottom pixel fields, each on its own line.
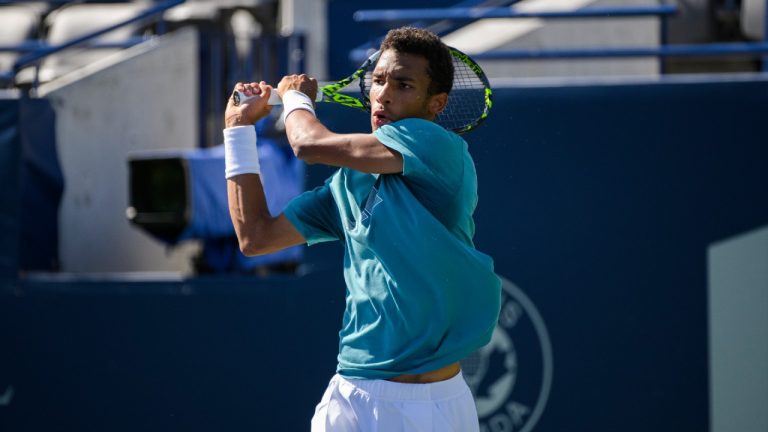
left=2, top=76, right=768, bottom=431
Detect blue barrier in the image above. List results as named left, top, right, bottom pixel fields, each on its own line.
left=0, top=271, right=345, bottom=431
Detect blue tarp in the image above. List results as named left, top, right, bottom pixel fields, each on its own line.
left=133, top=124, right=305, bottom=272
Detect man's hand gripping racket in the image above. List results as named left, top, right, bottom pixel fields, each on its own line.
left=232, top=74, right=322, bottom=107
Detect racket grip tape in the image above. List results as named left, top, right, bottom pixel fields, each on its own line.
left=232, top=90, right=322, bottom=106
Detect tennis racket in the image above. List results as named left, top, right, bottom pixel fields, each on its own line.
left=232, top=46, right=492, bottom=134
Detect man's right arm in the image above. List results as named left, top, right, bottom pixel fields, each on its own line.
left=225, top=81, right=306, bottom=256
left=227, top=173, right=305, bottom=256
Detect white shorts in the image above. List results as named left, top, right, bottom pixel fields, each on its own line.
left=310, top=372, right=480, bottom=432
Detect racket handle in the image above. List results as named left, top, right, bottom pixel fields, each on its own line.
left=232, top=90, right=322, bottom=106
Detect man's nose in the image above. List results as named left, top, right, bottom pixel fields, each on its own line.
left=375, top=82, right=392, bottom=104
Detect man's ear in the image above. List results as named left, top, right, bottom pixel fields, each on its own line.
left=428, top=92, right=449, bottom=116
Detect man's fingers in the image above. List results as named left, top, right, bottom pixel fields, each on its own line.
left=242, top=83, right=255, bottom=97
left=258, top=82, right=272, bottom=97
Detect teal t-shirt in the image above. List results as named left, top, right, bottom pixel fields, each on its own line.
left=283, top=118, right=501, bottom=379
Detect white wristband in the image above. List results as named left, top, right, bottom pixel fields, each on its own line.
left=281, top=90, right=316, bottom=123
left=223, top=126, right=259, bottom=178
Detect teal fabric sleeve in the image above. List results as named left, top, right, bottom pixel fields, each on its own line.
left=373, top=118, right=463, bottom=199
left=282, top=178, right=343, bottom=245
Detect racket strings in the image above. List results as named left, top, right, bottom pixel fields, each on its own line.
left=360, top=51, right=490, bottom=133
left=437, top=58, right=488, bottom=132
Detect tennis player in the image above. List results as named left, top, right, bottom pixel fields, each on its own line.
left=224, top=27, right=501, bottom=432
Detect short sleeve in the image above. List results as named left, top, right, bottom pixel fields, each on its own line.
left=283, top=180, right=343, bottom=245
left=373, top=118, right=464, bottom=196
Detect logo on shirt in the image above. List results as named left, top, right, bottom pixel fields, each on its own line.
left=461, top=277, right=553, bottom=432
left=348, top=185, right=383, bottom=230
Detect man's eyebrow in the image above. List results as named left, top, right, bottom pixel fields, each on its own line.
left=391, top=74, right=415, bottom=82
left=372, top=72, right=415, bottom=83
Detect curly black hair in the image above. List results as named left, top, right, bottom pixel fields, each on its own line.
left=379, top=27, right=454, bottom=96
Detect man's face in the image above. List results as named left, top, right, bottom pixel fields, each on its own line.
left=369, top=49, right=446, bottom=131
